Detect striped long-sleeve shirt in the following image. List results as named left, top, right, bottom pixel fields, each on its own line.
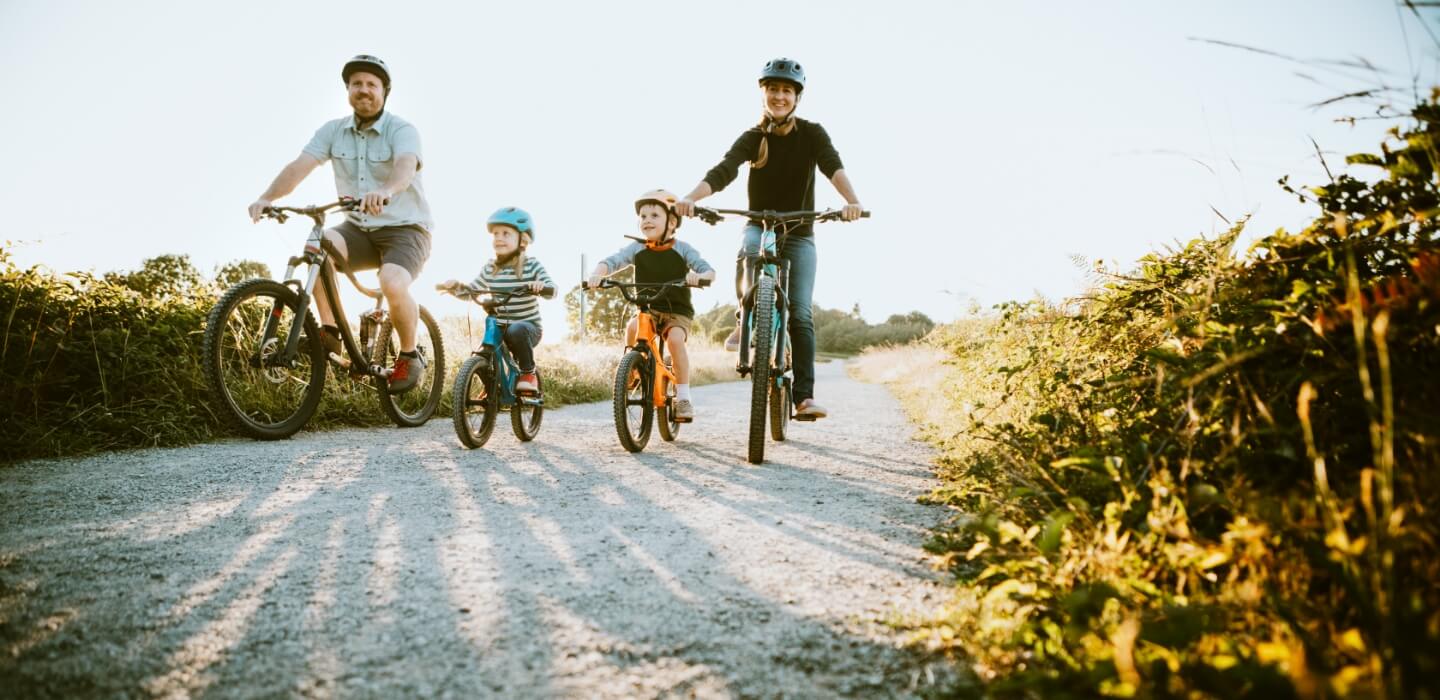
left=454, top=257, right=555, bottom=326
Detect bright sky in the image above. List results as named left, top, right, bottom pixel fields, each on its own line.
left=1, top=1, right=1430, bottom=335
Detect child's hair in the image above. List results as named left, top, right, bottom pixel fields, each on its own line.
left=510, top=232, right=532, bottom=279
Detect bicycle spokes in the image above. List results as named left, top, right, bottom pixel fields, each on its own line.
left=204, top=279, right=326, bottom=439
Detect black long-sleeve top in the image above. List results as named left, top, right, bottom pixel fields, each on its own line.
left=701, top=118, right=845, bottom=237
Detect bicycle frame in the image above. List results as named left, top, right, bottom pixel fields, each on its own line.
left=631, top=310, right=679, bottom=409
left=257, top=200, right=391, bottom=380
left=589, top=277, right=697, bottom=407
left=478, top=315, right=542, bottom=409
left=735, top=223, right=791, bottom=380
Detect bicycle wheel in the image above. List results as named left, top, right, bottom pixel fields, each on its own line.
left=748, top=277, right=776, bottom=464
left=657, top=373, right=680, bottom=442
left=377, top=305, right=445, bottom=427
left=613, top=349, right=653, bottom=452
left=202, top=278, right=326, bottom=440
left=452, top=353, right=498, bottom=448
left=770, top=375, right=790, bottom=442
left=511, top=379, right=544, bottom=442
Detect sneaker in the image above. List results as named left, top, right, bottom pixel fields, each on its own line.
left=795, top=398, right=828, bottom=419
left=387, top=353, right=426, bottom=393
left=723, top=323, right=742, bottom=353
left=300, top=327, right=344, bottom=359
left=320, top=327, right=343, bottom=357
left=515, top=372, right=539, bottom=394
left=672, top=399, right=694, bottom=422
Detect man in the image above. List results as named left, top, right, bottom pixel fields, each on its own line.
left=247, top=54, right=433, bottom=392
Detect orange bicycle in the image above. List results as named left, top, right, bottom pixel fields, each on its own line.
left=583, top=277, right=709, bottom=452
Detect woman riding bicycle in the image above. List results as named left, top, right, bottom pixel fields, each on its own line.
left=674, top=57, right=865, bottom=420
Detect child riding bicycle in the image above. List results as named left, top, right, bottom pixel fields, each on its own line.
left=438, top=207, right=555, bottom=393
left=588, top=190, right=715, bottom=421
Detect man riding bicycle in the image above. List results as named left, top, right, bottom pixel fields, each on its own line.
left=246, top=54, right=434, bottom=392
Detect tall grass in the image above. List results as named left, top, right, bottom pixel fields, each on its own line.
left=855, top=99, right=1440, bottom=697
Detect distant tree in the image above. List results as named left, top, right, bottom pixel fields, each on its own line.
left=106, top=254, right=207, bottom=299
left=214, top=259, right=272, bottom=288
left=563, top=267, right=634, bottom=339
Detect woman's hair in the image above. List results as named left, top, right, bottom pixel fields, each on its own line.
left=752, top=112, right=796, bottom=170
left=753, top=81, right=799, bottom=170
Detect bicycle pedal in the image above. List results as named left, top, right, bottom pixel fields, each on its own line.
left=793, top=413, right=818, bottom=422
left=327, top=352, right=351, bottom=369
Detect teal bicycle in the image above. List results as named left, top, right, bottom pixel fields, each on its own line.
left=693, top=206, right=869, bottom=463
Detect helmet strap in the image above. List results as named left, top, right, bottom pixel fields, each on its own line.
left=354, top=107, right=385, bottom=129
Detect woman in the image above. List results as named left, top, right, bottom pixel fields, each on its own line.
left=675, top=57, right=865, bottom=419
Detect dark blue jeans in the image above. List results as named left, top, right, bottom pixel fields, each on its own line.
left=502, top=321, right=542, bottom=373
left=739, top=225, right=817, bottom=405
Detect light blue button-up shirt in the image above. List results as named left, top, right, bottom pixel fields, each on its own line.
left=302, top=111, right=434, bottom=232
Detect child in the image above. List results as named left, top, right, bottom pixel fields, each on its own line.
left=588, top=190, right=716, bottom=421
left=439, top=207, right=555, bottom=393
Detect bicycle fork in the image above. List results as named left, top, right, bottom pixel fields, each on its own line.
left=736, top=230, right=791, bottom=377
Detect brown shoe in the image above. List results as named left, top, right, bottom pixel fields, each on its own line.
left=795, top=399, right=828, bottom=419
left=724, top=323, right=742, bottom=352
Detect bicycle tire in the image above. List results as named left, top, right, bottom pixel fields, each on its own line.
left=613, top=349, right=653, bottom=452
left=452, top=353, right=498, bottom=448
left=511, top=381, right=544, bottom=442
left=657, top=374, right=680, bottom=442
left=748, top=277, right=776, bottom=464
left=377, top=305, right=445, bottom=427
left=770, top=375, right=790, bottom=442
left=202, top=278, right=326, bottom=440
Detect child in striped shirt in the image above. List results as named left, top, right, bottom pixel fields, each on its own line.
left=438, top=207, right=555, bottom=393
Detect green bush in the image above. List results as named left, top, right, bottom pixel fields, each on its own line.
left=878, top=97, right=1440, bottom=697
left=0, top=254, right=738, bottom=463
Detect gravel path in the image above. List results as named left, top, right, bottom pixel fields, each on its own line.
left=1, top=360, right=955, bottom=698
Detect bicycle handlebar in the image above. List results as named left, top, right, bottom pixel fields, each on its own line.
left=261, top=198, right=361, bottom=224
left=691, top=207, right=870, bottom=226
left=581, top=278, right=711, bottom=291
left=436, top=284, right=556, bottom=301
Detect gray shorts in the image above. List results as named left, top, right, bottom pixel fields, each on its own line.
left=328, top=221, right=432, bottom=278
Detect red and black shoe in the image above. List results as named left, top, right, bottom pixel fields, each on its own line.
left=388, top=352, right=426, bottom=393
left=515, top=371, right=539, bottom=395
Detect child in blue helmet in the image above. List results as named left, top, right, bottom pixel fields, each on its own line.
left=439, top=207, right=556, bottom=393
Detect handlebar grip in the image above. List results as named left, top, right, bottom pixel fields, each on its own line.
left=697, top=278, right=712, bottom=288
left=861, top=211, right=871, bottom=218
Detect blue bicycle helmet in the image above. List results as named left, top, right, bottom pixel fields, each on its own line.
left=487, top=207, right=535, bottom=238
left=759, top=57, right=805, bottom=91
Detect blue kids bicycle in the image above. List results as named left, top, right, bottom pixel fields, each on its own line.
left=693, top=206, right=868, bottom=464
left=438, top=285, right=553, bottom=448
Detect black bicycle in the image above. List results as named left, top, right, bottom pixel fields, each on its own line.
left=693, top=206, right=869, bottom=463
left=203, top=198, right=445, bottom=439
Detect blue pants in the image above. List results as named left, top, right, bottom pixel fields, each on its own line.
left=738, top=224, right=817, bottom=405
left=502, top=321, right=542, bottom=373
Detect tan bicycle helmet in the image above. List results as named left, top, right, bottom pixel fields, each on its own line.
left=635, top=189, right=682, bottom=234
left=633, top=190, right=682, bottom=247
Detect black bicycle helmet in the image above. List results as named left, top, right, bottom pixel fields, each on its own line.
left=759, top=57, right=805, bottom=91
left=342, top=55, right=391, bottom=92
